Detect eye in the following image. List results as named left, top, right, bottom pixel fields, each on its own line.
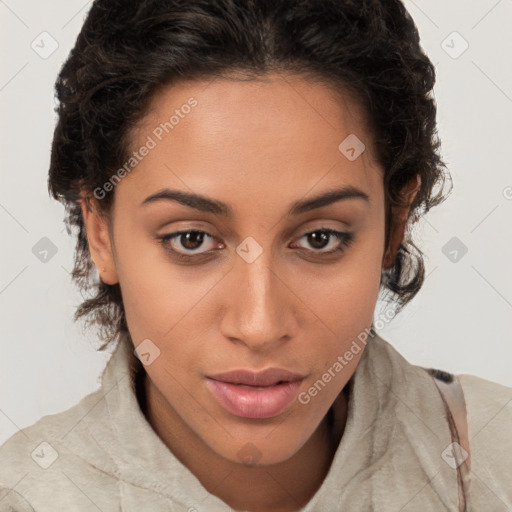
left=292, top=228, right=355, bottom=255
left=156, top=227, right=355, bottom=263
left=157, top=230, right=221, bottom=261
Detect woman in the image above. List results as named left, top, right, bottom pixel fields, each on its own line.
left=0, top=0, right=510, bottom=510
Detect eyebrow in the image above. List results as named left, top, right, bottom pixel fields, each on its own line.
left=141, top=185, right=370, bottom=217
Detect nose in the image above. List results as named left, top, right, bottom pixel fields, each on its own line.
left=219, top=249, right=298, bottom=352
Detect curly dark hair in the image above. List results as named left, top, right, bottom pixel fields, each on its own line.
left=48, top=0, right=451, bottom=350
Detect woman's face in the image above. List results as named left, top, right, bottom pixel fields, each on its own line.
left=84, top=73, right=392, bottom=465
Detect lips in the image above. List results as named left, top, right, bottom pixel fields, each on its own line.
left=206, top=368, right=305, bottom=419
left=208, top=368, right=305, bottom=387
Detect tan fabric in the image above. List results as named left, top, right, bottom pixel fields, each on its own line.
left=0, top=330, right=511, bottom=511
left=458, top=373, right=512, bottom=511
left=431, top=374, right=471, bottom=511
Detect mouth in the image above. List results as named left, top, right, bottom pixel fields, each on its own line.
left=205, top=368, right=305, bottom=419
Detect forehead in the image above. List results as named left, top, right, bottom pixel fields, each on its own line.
left=118, top=73, right=383, bottom=211
left=137, top=72, right=374, bottom=151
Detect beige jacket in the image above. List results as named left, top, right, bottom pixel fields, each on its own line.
left=1, top=331, right=511, bottom=511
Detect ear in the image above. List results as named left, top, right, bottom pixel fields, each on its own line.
left=79, top=192, right=119, bottom=285
left=382, top=175, right=421, bottom=271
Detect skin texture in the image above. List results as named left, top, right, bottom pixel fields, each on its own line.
left=80, top=73, right=420, bottom=511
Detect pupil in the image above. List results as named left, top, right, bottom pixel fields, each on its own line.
left=182, top=231, right=204, bottom=250
left=309, top=231, right=329, bottom=249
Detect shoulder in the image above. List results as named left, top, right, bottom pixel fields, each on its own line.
left=458, top=374, right=512, bottom=507
left=0, top=385, right=103, bottom=467
left=459, top=373, right=512, bottom=439
left=0, top=386, right=108, bottom=509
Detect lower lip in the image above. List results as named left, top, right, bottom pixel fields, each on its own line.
left=206, top=378, right=303, bottom=419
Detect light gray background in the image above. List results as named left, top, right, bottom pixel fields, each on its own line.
left=1, top=0, right=511, bottom=446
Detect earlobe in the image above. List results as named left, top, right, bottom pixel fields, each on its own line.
left=382, top=175, right=421, bottom=271
left=79, top=193, right=119, bottom=285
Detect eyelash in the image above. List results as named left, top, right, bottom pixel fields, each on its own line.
left=156, top=228, right=355, bottom=263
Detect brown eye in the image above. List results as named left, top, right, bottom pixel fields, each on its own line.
left=306, top=231, right=331, bottom=250
left=179, top=231, right=207, bottom=251
left=293, top=229, right=354, bottom=255
left=157, top=230, right=219, bottom=259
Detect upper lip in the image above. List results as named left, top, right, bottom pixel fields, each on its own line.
left=207, top=368, right=306, bottom=387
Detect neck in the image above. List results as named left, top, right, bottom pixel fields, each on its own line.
left=139, top=370, right=349, bottom=512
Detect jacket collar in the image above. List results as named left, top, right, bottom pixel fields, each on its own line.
left=66, top=329, right=459, bottom=510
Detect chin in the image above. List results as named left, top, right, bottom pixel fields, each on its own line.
left=206, top=430, right=309, bottom=467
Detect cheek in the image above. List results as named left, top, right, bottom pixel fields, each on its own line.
left=308, top=229, right=384, bottom=334
left=300, top=227, right=383, bottom=382
left=115, top=236, right=224, bottom=347
left=112, top=233, right=183, bottom=336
